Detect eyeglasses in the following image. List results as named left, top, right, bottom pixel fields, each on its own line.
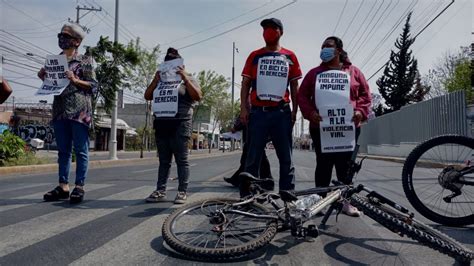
left=57, top=33, right=74, bottom=39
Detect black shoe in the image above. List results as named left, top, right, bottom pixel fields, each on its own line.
left=43, top=186, right=70, bottom=201
left=223, top=176, right=239, bottom=187
left=70, top=187, right=84, bottom=204
left=260, top=179, right=275, bottom=191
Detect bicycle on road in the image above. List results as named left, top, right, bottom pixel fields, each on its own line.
left=162, top=146, right=473, bottom=263
left=402, top=135, right=474, bottom=227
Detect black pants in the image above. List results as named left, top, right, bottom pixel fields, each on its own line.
left=310, top=126, right=361, bottom=191
left=230, top=126, right=272, bottom=180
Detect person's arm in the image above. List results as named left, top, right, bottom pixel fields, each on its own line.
left=144, top=71, right=160, bottom=101
left=297, top=69, right=321, bottom=125
left=352, top=67, right=372, bottom=124
left=289, top=79, right=299, bottom=125
left=240, top=76, right=251, bottom=125
left=0, top=78, right=13, bottom=104
left=66, top=71, right=93, bottom=90
left=38, top=68, right=46, bottom=81
left=177, top=66, right=202, bottom=102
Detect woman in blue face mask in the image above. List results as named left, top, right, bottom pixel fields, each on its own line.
left=298, top=36, right=372, bottom=217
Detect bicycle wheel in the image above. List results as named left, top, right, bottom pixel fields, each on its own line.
left=162, top=197, right=278, bottom=261
left=350, top=194, right=473, bottom=263
left=402, top=135, right=474, bottom=226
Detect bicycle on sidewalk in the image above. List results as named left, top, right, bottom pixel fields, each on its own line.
left=162, top=145, right=473, bottom=264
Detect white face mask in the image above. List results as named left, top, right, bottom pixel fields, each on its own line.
left=320, top=47, right=336, bottom=62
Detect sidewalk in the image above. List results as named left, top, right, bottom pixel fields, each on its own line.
left=1, top=149, right=241, bottom=177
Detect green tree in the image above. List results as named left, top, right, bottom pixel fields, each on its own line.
left=443, top=59, right=472, bottom=102
left=377, top=12, right=419, bottom=113
left=123, top=39, right=160, bottom=157
left=193, top=70, right=230, bottom=153
left=87, top=36, right=140, bottom=124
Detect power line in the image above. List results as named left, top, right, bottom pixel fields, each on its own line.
left=0, top=34, right=48, bottom=58
left=333, top=0, right=349, bottom=34
left=340, top=0, right=365, bottom=39
left=345, top=0, right=378, bottom=49
left=347, top=0, right=386, bottom=51
left=162, top=0, right=273, bottom=46
left=4, top=58, right=40, bottom=71
left=351, top=0, right=395, bottom=59
left=360, top=0, right=418, bottom=70
left=4, top=18, right=67, bottom=32
left=1, top=0, right=59, bottom=33
left=0, top=30, right=54, bottom=54
left=176, top=0, right=297, bottom=51
left=8, top=80, right=39, bottom=89
left=366, top=0, right=456, bottom=81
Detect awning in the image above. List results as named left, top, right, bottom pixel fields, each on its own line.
left=97, top=117, right=132, bottom=130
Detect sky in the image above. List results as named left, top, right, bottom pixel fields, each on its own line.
left=0, top=0, right=472, bottom=133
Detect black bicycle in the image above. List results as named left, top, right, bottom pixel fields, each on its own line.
left=402, top=135, right=474, bottom=226
left=162, top=147, right=473, bottom=263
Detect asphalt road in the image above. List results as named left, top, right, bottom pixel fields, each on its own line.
left=0, top=150, right=472, bottom=265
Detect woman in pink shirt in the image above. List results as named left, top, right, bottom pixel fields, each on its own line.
left=298, top=36, right=371, bottom=217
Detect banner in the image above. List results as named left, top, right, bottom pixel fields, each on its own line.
left=36, top=55, right=70, bottom=96
left=152, top=58, right=183, bottom=117
left=315, top=70, right=355, bottom=153
left=256, top=55, right=289, bottom=101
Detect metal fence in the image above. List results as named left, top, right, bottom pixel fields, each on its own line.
left=358, top=90, right=469, bottom=154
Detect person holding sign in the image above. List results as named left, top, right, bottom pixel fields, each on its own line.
left=240, top=18, right=302, bottom=197
left=0, top=77, right=13, bottom=104
left=39, top=23, right=97, bottom=204
left=144, top=48, right=202, bottom=204
left=298, top=36, right=371, bottom=217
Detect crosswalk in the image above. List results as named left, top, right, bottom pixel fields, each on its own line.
left=0, top=158, right=471, bottom=265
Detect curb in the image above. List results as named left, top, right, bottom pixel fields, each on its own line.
left=0, top=151, right=241, bottom=177
left=360, top=154, right=406, bottom=164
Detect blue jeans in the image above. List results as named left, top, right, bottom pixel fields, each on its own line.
left=53, top=119, right=89, bottom=186
left=244, top=106, right=295, bottom=193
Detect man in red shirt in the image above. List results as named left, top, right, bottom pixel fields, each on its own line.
left=240, top=18, right=302, bottom=197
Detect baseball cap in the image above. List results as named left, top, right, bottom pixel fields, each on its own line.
left=260, top=18, right=283, bottom=32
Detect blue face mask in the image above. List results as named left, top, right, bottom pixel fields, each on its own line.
left=320, top=47, right=336, bottom=62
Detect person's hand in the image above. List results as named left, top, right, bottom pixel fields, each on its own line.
left=352, top=110, right=363, bottom=124
left=38, top=68, right=46, bottom=81
left=240, top=107, right=249, bottom=125
left=176, top=66, right=188, bottom=81
left=309, top=110, right=322, bottom=125
left=65, top=70, right=79, bottom=84
left=291, top=110, right=297, bottom=126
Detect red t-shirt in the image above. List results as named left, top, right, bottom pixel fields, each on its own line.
left=242, top=47, right=302, bottom=107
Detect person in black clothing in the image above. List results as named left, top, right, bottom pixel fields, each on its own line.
left=223, top=113, right=274, bottom=190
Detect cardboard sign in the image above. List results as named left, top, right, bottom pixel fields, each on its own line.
left=256, top=55, right=289, bottom=101
left=315, top=70, right=355, bottom=153
left=36, top=55, right=70, bottom=96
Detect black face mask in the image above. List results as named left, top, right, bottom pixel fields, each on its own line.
left=58, top=34, right=76, bottom=50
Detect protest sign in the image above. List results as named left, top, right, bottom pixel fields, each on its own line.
left=153, top=58, right=183, bottom=117
left=315, top=70, right=355, bottom=153
left=256, top=55, right=289, bottom=101
left=36, top=55, right=70, bottom=96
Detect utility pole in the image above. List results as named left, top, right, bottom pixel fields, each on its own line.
left=71, top=4, right=101, bottom=32
left=109, top=0, right=119, bottom=160
left=231, top=42, right=236, bottom=151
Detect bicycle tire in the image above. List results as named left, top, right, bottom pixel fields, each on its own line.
left=402, top=135, right=474, bottom=226
left=350, top=194, right=473, bottom=263
left=162, top=197, right=278, bottom=261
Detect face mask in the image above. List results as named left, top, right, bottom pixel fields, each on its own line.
left=263, top=28, right=280, bottom=44
left=320, top=47, right=336, bottom=62
left=58, top=35, right=75, bottom=50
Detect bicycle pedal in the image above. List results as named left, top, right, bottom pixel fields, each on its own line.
left=306, top=224, right=319, bottom=238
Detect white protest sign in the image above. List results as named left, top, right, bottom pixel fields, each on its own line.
left=36, top=55, right=70, bottom=96
left=153, top=58, right=183, bottom=117
left=256, top=55, right=289, bottom=101
left=315, top=70, right=355, bottom=153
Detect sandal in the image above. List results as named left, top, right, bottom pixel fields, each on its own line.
left=70, top=187, right=85, bottom=204
left=43, top=186, right=70, bottom=201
